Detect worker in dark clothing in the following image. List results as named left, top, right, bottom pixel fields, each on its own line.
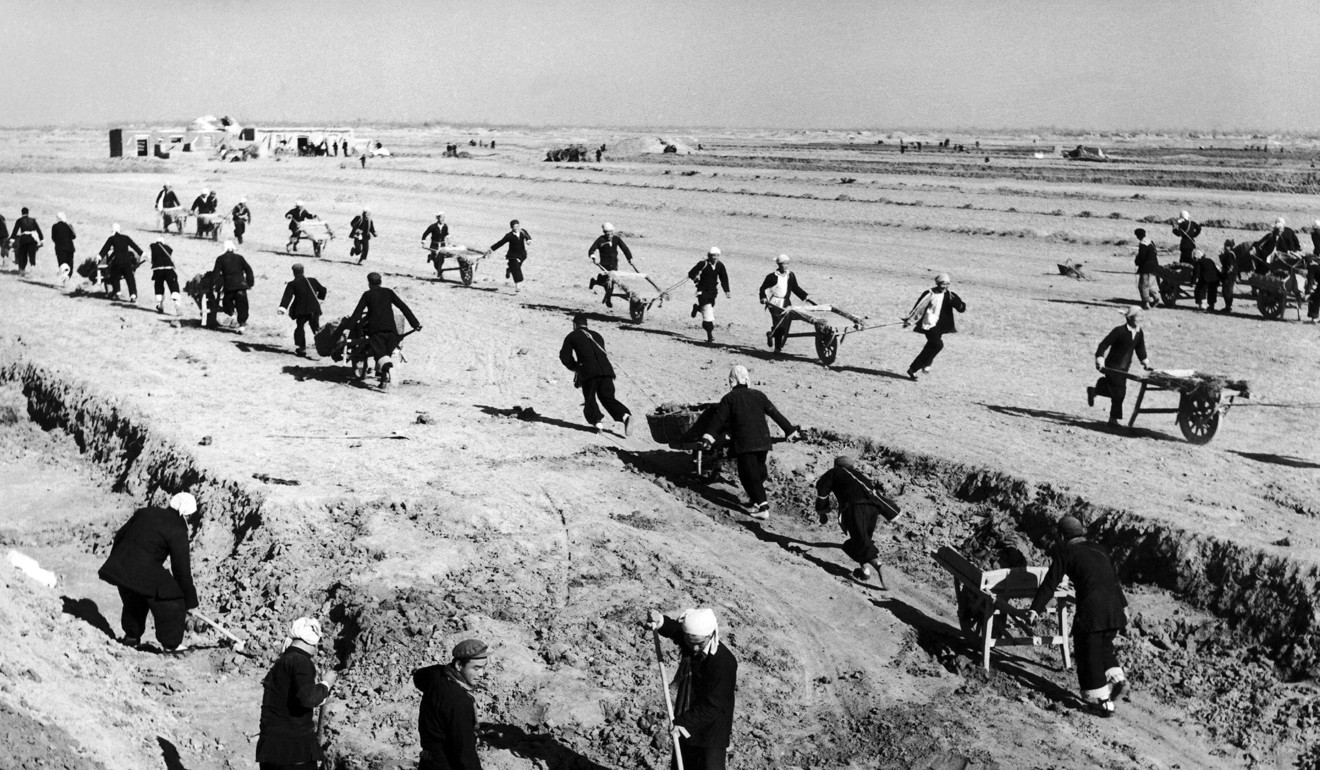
left=231, top=198, right=251, bottom=245
left=148, top=240, right=181, bottom=314
left=413, top=639, right=490, bottom=770
left=1088, top=306, right=1150, bottom=431
left=350, top=207, right=377, bottom=264
left=701, top=365, right=798, bottom=519
left=559, top=313, right=631, bottom=434
left=99, top=224, right=144, bottom=302
left=901, top=272, right=966, bottom=380
left=1133, top=228, right=1161, bottom=308
left=1218, top=239, right=1240, bottom=313
left=1307, top=257, right=1320, bottom=323
left=1253, top=217, right=1302, bottom=266
left=278, top=263, right=328, bottom=356
left=0, top=213, right=9, bottom=265
left=190, top=189, right=214, bottom=236
left=1312, top=219, right=1320, bottom=256
left=256, top=617, right=338, bottom=770
left=156, top=185, right=182, bottom=233
left=10, top=207, right=43, bottom=276
left=97, top=493, right=199, bottom=652
left=587, top=222, right=634, bottom=308
left=688, top=247, right=731, bottom=343
left=758, top=254, right=809, bottom=352
left=487, top=219, right=531, bottom=293
left=51, top=212, right=76, bottom=284
left=815, top=455, right=900, bottom=587
left=1171, top=210, right=1202, bottom=264
left=1193, top=248, right=1221, bottom=311
left=346, top=272, right=422, bottom=386
left=1028, top=516, right=1129, bottom=718
left=422, top=213, right=451, bottom=278
left=644, top=607, right=737, bottom=770
left=285, top=200, right=314, bottom=246
left=212, top=240, right=255, bottom=333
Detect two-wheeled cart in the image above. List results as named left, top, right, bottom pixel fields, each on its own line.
left=288, top=220, right=335, bottom=258
left=425, top=245, right=488, bottom=286
left=1103, top=367, right=1250, bottom=444
left=594, top=269, right=683, bottom=323
left=1239, top=254, right=1315, bottom=320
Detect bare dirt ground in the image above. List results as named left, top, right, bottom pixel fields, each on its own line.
left=0, top=128, right=1317, bottom=769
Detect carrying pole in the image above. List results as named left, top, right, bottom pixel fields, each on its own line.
left=652, top=630, right=685, bottom=770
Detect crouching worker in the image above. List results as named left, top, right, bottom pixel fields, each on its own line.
left=1028, top=516, right=1129, bottom=718
left=815, top=455, right=900, bottom=588
left=644, top=607, right=737, bottom=770
left=97, top=493, right=199, bottom=653
left=278, top=264, right=328, bottom=357
left=413, top=639, right=490, bottom=770
left=701, top=365, right=798, bottom=520
left=256, top=617, right=337, bottom=770
left=347, top=272, right=422, bottom=386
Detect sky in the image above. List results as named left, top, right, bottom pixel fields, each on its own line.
left=5, top=0, right=1320, bottom=132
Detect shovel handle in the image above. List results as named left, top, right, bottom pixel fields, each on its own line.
left=652, top=630, right=685, bottom=770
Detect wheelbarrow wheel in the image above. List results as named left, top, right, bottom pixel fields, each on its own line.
left=1256, top=291, right=1284, bottom=320
left=459, top=262, right=475, bottom=286
left=1159, top=278, right=1180, bottom=307
left=814, top=328, right=839, bottom=366
left=1177, top=391, right=1220, bottom=444
left=629, top=299, right=647, bottom=323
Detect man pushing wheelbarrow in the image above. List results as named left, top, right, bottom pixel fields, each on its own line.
left=344, top=272, right=422, bottom=388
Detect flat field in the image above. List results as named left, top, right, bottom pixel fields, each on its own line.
left=0, top=127, right=1316, bottom=769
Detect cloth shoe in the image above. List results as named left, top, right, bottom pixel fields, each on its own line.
left=906, top=370, right=918, bottom=381
left=235, top=325, right=246, bottom=335
left=766, top=331, right=774, bottom=348
left=748, top=501, right=770, bottom=520
left=1092, top=699, right=1116, bottom=718
left=853, top=565, right=872, bottom=581
left=592, top=422, right=602, bottom=433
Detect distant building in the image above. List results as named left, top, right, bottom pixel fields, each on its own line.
left=109, top=116, right=354, bottom=159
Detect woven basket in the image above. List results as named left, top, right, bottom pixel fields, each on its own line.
left=647, top=403, right=715, bottom=444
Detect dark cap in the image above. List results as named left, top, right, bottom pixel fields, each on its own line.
left=572, top=312, right=588, bottom=327
left=834, top=455, right=854, bottom=468
left=367, top=272, right=382, bottom=286
left=452, top=639, right=488, bottom=661
left=1134, top=228, right=1146, bottom=238
left=291, top=263, right=305, bottom=275
left=1057, top=516, right=1086, bottom=539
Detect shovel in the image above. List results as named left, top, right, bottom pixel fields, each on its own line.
left=652, top=630, right=685, bottom=770
left=190, top=610, right=250, bottom=654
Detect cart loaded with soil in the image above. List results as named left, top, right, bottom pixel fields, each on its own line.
left=425, top=245, right=490, bottom=286
left=646, top=402, right=730, bottom=481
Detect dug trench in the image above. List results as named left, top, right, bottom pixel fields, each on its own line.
left=2, top=358, right=1317, bottom=769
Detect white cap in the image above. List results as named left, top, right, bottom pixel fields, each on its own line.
left=201, top=188, right=209, bottom=195
left=169, top=492, right=198, bottom=517
left=223, top=239, right=235, bottom=251
left=775, top=254, right=789, bottom=265
left=707, top=246, right=721, bottom=257
left=728, top=364, right=750, bottom=387
left=1180, top=210, right=1190, bottom=220
left=602, top=222, right=614, bottom=232
left=1276, top=217, right=1286, bottom=227
left=936, top=272, right=951, bottom=285
left=681, top=608, right=718, bottom=637
left=436, top=211, right=445, bottom=218
left=240, top=197, right=247, bottom=203
left=288, top=617, right=322, bottom=646
left=363, top=206, right=371, bottom=213
left=1124, top=305, right=1142, bottom=319
left=111, top=223, right=121, bottom=233
left=57, top=212, right=66, bottom=222
left=296, top=200, right=305, bottom=207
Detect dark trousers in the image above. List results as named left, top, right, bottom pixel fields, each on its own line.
left=1074, top=628, right=1121, bottom=694
left=354, top=238, right=370, bottom=262
left=1309, top=290, right=1320, bottom=320
left=735, top=451, right=770, bottom=505
left=293, top=315, right=321, bottom=350
left=1221, top=275, right=1235, bottom=310
left=1093, top=372, right=1128, bottom=423
left=15, top=240, right=38, bottom=269
left=767, top=305, right=792, bottom=350
left=233, top=220, right=246, bottom=244
left=1194, top=278, right=1218, bottom=308
left=153, top=270, right=180, bottom=295
left=908, top=330, right=945, bottom=373
left=222, top=289, right=250, bottom=324
left=673, top=743, right=727, bottom=770
left=507, top=258, right=524, bottom=283
left=107, top=265, right=137, bottom=297
left=841, top=503, right=881, bottom=564
left=118, top=586, right=186, bottom=649
left=56, top=249, right=75, bottom=270
left=581, top=376, right=629, bottom=425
